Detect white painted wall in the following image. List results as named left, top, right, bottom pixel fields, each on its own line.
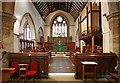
left=44, top=10, right=76, bottom=42
left=14, top=35, right=19, bottom=52
left=101, top=1, right=110, bottom=53
left=14, top=0, right=44, bottom=52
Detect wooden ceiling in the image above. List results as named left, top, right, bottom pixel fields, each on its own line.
left=32, top=0, right=87, bottom=21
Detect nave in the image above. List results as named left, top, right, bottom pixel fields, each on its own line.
left=1, top=1, right=120, bottom=83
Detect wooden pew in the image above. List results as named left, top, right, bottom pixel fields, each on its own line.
left=8, top=52, right=49, bottom=78
left=0, top=68, right=15, bottom=82
left=74, top=53, right=117, bottom=79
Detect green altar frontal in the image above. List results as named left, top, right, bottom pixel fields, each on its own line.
left=53, top=45, right=67, bottom=52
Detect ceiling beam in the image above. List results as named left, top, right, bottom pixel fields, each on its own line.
left=39, top=4, right=48, bottom=13
left=71, top=6, right=79, bottom=13
left=41, top=7, right=49, bottom=14
left=32, top=1, right=88, bottom=21
left=38, top=2, right=46, bottom=9
left=72, top=3, right=80, bottom=12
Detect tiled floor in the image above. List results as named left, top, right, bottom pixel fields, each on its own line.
left=49, top=54, right=74, bottom=73
left=10, top=74, right=109, bottom=83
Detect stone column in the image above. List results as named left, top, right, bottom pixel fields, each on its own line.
left=107, top=2, right=120, bottom=82
left=1, top=2, right=15, bottom=52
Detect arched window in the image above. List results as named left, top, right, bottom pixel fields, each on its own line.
left=25, top=24, right=31, bottom=40
left=19, top=13, right=35, bottom=52
left=20, top=23, right=31, bottom=40
left=52, top=16, right=67, bottom=37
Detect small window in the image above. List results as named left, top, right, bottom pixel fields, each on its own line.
left=20, top=23, right=31, bottom=40
left=25, top=24, right=31, bottom=40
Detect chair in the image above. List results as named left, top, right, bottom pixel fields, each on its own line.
left=10, top=61, right=18, bottom=82
left=25, top=62, right=38, bottom=82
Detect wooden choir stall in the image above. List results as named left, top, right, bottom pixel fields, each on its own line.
left=7, top=52, right=50, bottom=79
left=74, top=53, right=117, bottom=79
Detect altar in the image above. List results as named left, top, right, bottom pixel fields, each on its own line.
left=53, top=45, right=67, bottom=52
left=45, top=36, right=75, bottom=52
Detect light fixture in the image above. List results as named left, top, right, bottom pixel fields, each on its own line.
left=103, top=13, right=109, bottom=21
left=42, top=16, right=45, bottom=19
left=103, top=13, right=106, bottom=17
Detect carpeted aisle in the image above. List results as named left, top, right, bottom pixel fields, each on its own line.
left=49, top=54, right=74, bottom=73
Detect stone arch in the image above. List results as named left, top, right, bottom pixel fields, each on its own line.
left=19, top=13, right=36, bottom=40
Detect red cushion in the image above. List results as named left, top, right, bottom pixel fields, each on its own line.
left=10, top=61, right=18, bottom=75
left=25, top=71, right=37, bottom=76
left=10, top=70, right=16, bottom=75
left=71, top=56, right=75, bottom=63
left=11, top=61, right=18, bottom=69
left=30, top=62, right=38, bottom=71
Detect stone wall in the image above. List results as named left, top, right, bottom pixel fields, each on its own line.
left=107, top=2, right=120, bottom=82
left=1, top=2, right=15, bottom=52
left=107, top=2, right=120, bottom=55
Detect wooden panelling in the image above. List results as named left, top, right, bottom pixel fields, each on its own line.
left=79, top=2, right=102, bottom=53
left=67, top=42, right=75, bottom=50
left=48, top=36, right=72, bottom=45
left=44, top=42, right=54, bottom=50
left=74, top=53, right=117, bottom=79
left=8, top=52, right=49, bottom=78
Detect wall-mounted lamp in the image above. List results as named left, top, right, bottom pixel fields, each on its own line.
left=103, top=13, right=109, bottom=21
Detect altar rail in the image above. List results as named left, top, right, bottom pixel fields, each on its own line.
left=8, top=52, right=49, bottom=78
left=74, top=53, right=117, bottom=79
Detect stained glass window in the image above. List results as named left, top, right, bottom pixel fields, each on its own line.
left=52, top=16, right=67, bottom=37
